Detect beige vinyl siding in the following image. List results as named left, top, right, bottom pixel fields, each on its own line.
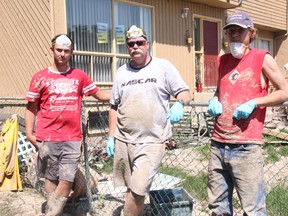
left=229, top=0, right=287, bottom=31
left=0, top=0, right=52, bottom=97
left=154, top=0, right=193, bottom=88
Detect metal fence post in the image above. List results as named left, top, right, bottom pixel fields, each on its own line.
left=82, top=100, right=94, bottom=215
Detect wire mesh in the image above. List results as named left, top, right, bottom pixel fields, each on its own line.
left=0, top=98, right=287, bottom=215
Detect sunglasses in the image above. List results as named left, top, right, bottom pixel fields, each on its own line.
left=127, top=40, right=146, bottom=48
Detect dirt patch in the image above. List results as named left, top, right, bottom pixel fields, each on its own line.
left=0, top=188, right=44, bottom=216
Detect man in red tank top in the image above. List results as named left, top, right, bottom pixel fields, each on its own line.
left=207, top=12, right=288, bottom=216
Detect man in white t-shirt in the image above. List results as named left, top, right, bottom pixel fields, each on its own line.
left=107, top=25, right=191, bottom=215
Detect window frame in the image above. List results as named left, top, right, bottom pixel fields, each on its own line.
left=66, top=0, right=154, bottom=84
left=250, top=37, right=273, bottom=55
left=193, top=14, right=222, bottom=89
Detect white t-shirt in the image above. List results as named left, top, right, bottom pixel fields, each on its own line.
left=110, top=57, right=189, bottom=143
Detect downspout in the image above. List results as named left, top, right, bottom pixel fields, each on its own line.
left=237, top=0, right=244, bottom=7
left=224, top=0, right=244, bottom=9
left=274, top=33, right=288, bottom=58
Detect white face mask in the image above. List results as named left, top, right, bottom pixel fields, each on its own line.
left=229, top=42, right=247, bottom=59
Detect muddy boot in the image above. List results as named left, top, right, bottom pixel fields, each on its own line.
left=44, top=192, right=51, bottom=201
left=45, top=192, right=68, bottom=216
left=41, top=192, right=51, bottom=213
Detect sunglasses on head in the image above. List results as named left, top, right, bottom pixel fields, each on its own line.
left=127, top=40, right=146, bottom=47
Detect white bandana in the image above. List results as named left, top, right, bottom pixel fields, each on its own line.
left=126, top=25, right=147, bottom=39
left=55, top=35, right=72, bottom=47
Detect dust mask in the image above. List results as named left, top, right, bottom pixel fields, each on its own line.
left=229, top=42, right=248, bottom=59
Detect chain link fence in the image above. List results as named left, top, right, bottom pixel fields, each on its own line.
left=0, top=98, right=288, bottom=216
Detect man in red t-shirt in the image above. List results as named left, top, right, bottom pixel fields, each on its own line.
left=25, top=34, right=110, bottom=215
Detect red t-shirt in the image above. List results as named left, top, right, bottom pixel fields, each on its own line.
left=212, top=49, right=269, bottom=144
left=26, top=67, right=99, bottom=141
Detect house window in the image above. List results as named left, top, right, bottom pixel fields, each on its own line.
left=66, top=0, right=153, bottom=83
left=250, top=38, right=272, bottom=54
left=194, top=18, right=201, bottom=52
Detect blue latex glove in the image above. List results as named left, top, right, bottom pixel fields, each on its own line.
left=167, top=101, right=184, bottom=124
left=208, top=97, right=222, bottom=117
left=106, top=136, right=115, bottom=156
left=233, top=100, right=257, bottom=120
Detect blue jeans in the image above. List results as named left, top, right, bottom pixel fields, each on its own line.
left=208, top=140, right=266, bottom=216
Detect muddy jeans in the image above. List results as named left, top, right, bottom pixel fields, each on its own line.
left=208, top=140, right=266, bottom=216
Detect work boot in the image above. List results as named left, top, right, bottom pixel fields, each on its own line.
left=45, top=192, right=68, bottom=216
left=44, top=192, right=51, bottom=201
left=41, top=192, right=51, bottom=213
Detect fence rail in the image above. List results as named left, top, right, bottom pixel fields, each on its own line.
left=0, top=98, right=287, bottom=216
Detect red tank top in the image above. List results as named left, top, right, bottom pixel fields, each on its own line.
left=212, top=49, right=269, bottom=144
